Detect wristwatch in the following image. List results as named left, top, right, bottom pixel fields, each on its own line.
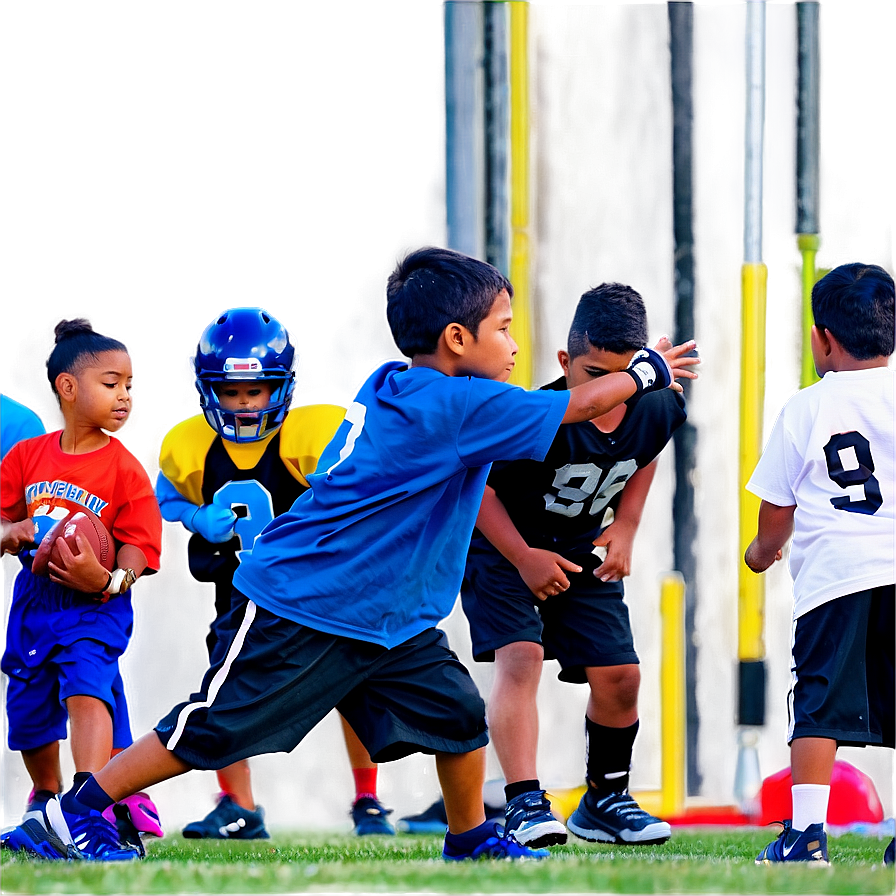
left=103, top=567, right=137, bottom=597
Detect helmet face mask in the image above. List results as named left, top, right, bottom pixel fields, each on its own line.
left=194, top=308, right=296, bottom=443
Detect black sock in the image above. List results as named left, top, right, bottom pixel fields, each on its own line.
left=505, top=779, right=541, bottom=802
left=585, top=717, right=639, bottom=796
left=61, top=775, right=115, bottom=814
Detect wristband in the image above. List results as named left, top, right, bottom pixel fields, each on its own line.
left=104, top=568, right=137, bottom=598
left=625, top=347, right=673, bottom=394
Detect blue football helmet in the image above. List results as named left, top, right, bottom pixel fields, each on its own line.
left=194, top=308, right=296, bottom=442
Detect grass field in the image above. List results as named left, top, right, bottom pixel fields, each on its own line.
left=1, top=829, right=893, bottom=895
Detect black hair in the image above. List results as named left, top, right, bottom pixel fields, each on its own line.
left=46, top=319, right=129, bottom=396
left=567, top=282, right=648, bottom=358
left=386, top=247, right=513, bottom=358
left=812, top=263, right=895, bottom=360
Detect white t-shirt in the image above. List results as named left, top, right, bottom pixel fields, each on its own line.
left=747, top=367, right=895, bottom=618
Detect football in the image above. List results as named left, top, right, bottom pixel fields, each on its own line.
left=31, top=507, right=116, bottom=577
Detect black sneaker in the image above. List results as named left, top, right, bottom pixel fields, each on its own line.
left=504, top=790, right=567, bottom=848
left=181, top=794, right=269, bottom=840
left=351, top=797, right=395, bottom=836
left=567, top=789, right=671, bottom=845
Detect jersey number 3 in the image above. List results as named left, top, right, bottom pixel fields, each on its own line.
left=823, top=431, right=882, bottom=515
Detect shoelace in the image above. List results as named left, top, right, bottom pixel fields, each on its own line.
left=69, top=812, right=137, bottom=857
left=592, top=793, right=643, bottom=815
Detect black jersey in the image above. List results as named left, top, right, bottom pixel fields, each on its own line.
left=188, top=431, right=307, bottom=585
left=477, top=377, right=686, bottom=557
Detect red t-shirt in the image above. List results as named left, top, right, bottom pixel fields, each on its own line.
left=1, top=431, right=162, bottom=571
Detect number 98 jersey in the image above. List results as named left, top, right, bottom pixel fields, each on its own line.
left=483, top=377, right=686, bottom=558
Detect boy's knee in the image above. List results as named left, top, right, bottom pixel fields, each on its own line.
left=589, top=664, right=640, bottom=702
left=494, top=641, right=544, bottom=688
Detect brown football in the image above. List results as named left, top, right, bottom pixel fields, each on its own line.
left=31, top=507, right=115, bottom=577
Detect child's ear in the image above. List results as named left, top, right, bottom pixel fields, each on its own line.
left=443, top=322, right=467, bottom=357
left=811, top=324, right=831, bottom=357
left=558, top=350, right=571, bottom=376
left=55, top=372, right=77, bottom=402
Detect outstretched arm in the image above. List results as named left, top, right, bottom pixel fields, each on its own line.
left=475, top=485, right=582, bottom=601
left=563, top=339, right=699, bottom=424
left=744, top=500, right=795, bottom=573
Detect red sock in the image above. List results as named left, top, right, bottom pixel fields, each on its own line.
left=353, top=767, right=378, bottom=802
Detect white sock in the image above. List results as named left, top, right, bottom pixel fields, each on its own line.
left=791, top=784, right=830, bottom=832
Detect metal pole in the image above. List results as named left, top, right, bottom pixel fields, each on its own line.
left=736, top=0, right=767, bottom=817
left=484, top=1, right=510, bottom=278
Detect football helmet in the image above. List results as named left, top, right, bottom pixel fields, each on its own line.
left=194, top=308, right=296, bottom=442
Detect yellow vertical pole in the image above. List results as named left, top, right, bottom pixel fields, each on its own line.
left=507, top=0, right=532, bottom=390
left=659, top=573, right=686, bottom=818
left=798, top=234, right=821, bottom=388
left=738, top=261, right=767, bottom=664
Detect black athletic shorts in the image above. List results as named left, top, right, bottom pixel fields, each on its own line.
left=789, top=584, right=894, bottom=748
left=461, top=542, right=638, bottom=684
left=154, top=590, right=488, bottom=769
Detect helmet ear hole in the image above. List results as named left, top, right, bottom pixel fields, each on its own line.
left=194, top=308, right=296, bottom=443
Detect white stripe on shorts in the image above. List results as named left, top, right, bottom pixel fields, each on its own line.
left=166, top=599, right=258, bottom=752
left=787, top=615, right=797, bottom=743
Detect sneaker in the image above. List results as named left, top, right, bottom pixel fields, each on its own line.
left=755, top=821, right=830, bottom=866
left=103, top=792, right=164, bottom=843
left=504, top=789, right=567, bottom=848
left=45, top=795, right=143, bottom=861
left=442, top=823, right=550, bottom=861
left=351, top=796, right=395, bottom=836
left=884, top=837, right=894, bottom=866
left=23, top=789, right=57, bottom=827
left=181, top=793, right=269, bottom=840
left=1, top=818, right=78, bottom=860
left=566, top=789, right=671, bottom=845
left=397, top=797, right=448, bottom=834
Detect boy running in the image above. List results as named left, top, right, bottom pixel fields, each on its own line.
left=7, top=247, right=694, bottom=862
left=462, top=282, right=692, bottom=847
left=746, top=263, right=894, bottom=866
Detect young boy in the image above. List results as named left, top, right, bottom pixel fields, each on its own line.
left=745, top=263, right=894, bottom=866
left=14, top=247, right=693, bottom=862
left=461, top=282, right=693, bottom=847
left=155, top=307, right=393, bottom=837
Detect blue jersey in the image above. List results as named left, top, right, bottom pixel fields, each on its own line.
left=1, top=395, right=45, bottom=461
left=234, top=361, right=569, bottom=648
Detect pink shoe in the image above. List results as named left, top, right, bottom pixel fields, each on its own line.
left=102, top=792, right=164, bottom=839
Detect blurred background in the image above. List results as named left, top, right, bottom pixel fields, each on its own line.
left=2, top=0, right=893, bottom=834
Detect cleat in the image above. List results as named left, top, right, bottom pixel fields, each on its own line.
left=22, top=789, right=57, bottom=828
left=443, top=823, right=549, bottom=861
left=884, top=837, right=894, bottom=866
left=504, top=789, right=567, bottom=848
left=567, top=788, right=671, bottom=845
left=755, top=821, right=830, bottom=866
left=103, top=793, right=165, bottom=838
left=181, top=793, right=269, bottom=840
left=45, top=796, right=142, bottom=861
left=351, top=796, right=396, bottom=836
left=397, top=797, right=448, bottom=834
left=1, top=818, right=78, bottom=860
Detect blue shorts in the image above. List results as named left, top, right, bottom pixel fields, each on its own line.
left=155, top=590, right=488, bottom=769
left=2, top=568, right=133, bottom=752
left=789, top=585, right=894, bottom=748
left=461, top=540, right=638, bottom=684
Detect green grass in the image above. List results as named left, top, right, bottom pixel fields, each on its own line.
left=1, top=830, right=893, bottom=895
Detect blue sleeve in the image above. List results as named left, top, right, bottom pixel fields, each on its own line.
left=456, top=381, right=569, bottom=467
left=1, top=396, right=45, bottom=461
left=155, top=472, right=198, bottom=528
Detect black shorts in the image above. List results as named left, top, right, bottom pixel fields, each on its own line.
left=789, top=585, right=894, bottom=748
left=155, top=590, right=488, bottom=769
left=461, top=543, right=638, bottom=684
